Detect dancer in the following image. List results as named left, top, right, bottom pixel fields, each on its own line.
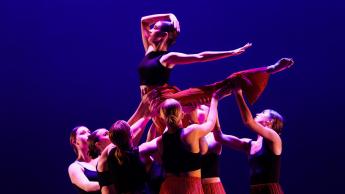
left=214, top=87, right=285, bottom=194
left=129, top=13, right=293, bottom=139
left=142, top=87, right=230, bottom=194
left=68, top=126, right=101, bottom=194
left=88, top=128, right=111, bottom=159
left=196, top=105, right=226, bottom=194
left=96, top=117, right=154, bottom=194
left=129, top=13, right=252, bottom=132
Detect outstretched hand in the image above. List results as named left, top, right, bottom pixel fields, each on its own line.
left=232, top=42, right=252, bottom=56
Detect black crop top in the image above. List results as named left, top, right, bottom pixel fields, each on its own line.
left=138, top=51, right=172, bottom=86
left=201, top=152, right=220, bottom=178
left=249, top=139, right=281, bottom=185
left=107, top=147, right=147, bottom=193
left=162, top=130, right=202, bottom=175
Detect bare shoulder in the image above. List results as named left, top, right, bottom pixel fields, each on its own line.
left=160, top=52, right=195, bottom=68
left=184, top=124, right=199, bottom=134
left=68, top=162, right=82, bottom=175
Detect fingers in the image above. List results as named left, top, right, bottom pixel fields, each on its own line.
left=170, top=14, right=180, bottom=33
left=243, top=42, right=252, bottom=49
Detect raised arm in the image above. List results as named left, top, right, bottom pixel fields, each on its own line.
left=186, top=87, right=231, bottom=138
left=130, top=117, right=150, bottom=147
left=160, top=43, right=252, bottom=68
left=234, top=89, right=281, bottom=144
left=139, top=136, right=162, bottom=171
left=141, top=13, right=179, bottom=52
left=68, top=163, right=100, bottom=192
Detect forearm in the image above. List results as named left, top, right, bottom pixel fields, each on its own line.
left=127, top=100, right=146, bottom=126
left=141, top=13, right=172, bottom=25
left=213, top=130, right=249, bottom=152
left=205, top=97, right=219, bottom=131
left=131, top=117, right=150, bottom=146
left=82, top=182, right=100, bottom=192
left=197, top=50, right=237, bottom=62
left=234, top=91, right=254, bottom=125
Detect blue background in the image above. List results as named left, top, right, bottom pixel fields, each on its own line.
left=1, top=0, right=344, bottom=193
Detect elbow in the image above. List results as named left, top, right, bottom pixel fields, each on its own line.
left=213, top=132, right=224, bottom=144
left=141, top=17, right=148, bottom=25
left=84, top=184, right=99, bottom=192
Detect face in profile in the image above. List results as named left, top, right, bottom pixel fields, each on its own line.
left=148, top=21, right=166, bottom=45
left=94, top=128, right=111, bottom=151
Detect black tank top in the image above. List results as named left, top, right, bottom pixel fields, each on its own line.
left=201, top=152, right=220, bottom=178
left=107, top=147, right=147, bottom=193
left=249, top=139, right=281, bottom=185
left=74, top=163, right=101, bottom=194
left=138, top=51, right=171, bottom=86
left=162, top=130, right=202, bottom=175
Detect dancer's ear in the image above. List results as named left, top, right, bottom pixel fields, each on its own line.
left=161, top=32, right=169, bottom=46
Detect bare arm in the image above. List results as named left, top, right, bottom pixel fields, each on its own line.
left=160, top=43, right=252, bottom=68
left=234, top=89, right=281, bottom=145
left=213, top=129, right=251, bottom=153
left=68, top=163, right=100, bottom=192
left=139, top=136, right=161, bottom=171
left=131, top=117, right=150, bottom=147
left=186, top=92, right=222, bottom=138
left=141, top=13, right=179, bottom=52
left=139, top=136, right=160, bottom=156
left=101, top=185, right=117, bottom=194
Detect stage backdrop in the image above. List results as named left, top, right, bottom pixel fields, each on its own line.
left=1, top=0, right=344, bottom=193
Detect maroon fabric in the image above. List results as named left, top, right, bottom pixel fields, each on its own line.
left=156, top=66, right=270, bottom=106
left=202, top=182, right=226, bottom=194
left=250, top=183, right=284, bottom=194
left=159, top=176, right=204, bottom=194
left=140, top=67, right=270, bottom=135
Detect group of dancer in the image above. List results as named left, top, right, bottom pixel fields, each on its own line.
left=68, top=13, right=294, bottom=194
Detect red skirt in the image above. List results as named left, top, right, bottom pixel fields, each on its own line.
left=159, top=176, right=204, bottom=194
left=202, top=181, right=226, bottom=194
left=250, top=183, right=284, bottom=194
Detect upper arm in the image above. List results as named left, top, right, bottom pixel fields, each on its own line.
left=160, top=52, right=202, bottom=67
left=68, top=163, right=100, bottom=192
left=97, top=145, right=114, bottom=172
left=141, top=19, right=150, bottom=52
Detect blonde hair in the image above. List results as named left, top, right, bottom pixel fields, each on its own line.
left=265, top=109, right=284, bottom=134
left=160, top=99, right=182, bottom=129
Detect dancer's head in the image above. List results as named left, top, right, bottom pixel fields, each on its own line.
left=149, top=21, right=179, bottom=49
left=88, top=128, right=111, bottom=159
left=70, top=126, right=91, bottom=156
left=160, top=99, right=183, bottom=129
left=109, top=120, right=132, bottom=151
left=255, top=109, right=284, bottom=134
